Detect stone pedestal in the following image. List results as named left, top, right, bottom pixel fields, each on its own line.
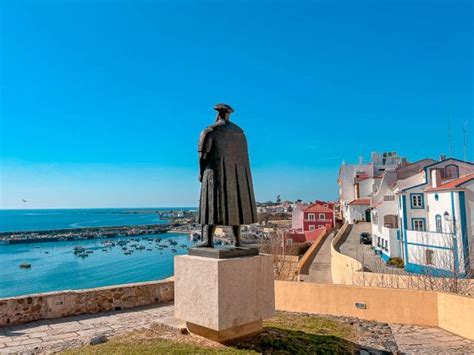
left=174, top=253, right=275, bottom=342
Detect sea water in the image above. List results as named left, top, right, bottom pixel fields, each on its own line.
left=0, top=208, right=195, bottom=232
left=0, top=233, right=194, bottom=298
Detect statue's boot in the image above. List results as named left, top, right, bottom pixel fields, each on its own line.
left=195, top=225, right=214, bottom=248
left=233, top=225, right=241, bottom=247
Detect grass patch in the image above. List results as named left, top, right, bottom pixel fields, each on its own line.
left=65, top=312, right=357, bottom=354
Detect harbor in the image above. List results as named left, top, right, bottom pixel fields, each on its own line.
left=0, top=232, right=195, bottom=298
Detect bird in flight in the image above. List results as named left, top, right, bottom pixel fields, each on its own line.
left=21, top=199, right=28, bottom=203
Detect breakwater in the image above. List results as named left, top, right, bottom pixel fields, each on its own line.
left=0, top=224, right=173, bottom=244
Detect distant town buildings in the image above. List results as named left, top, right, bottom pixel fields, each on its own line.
left=285, top=200, right=335, bottom=245
left=338, top=152, right=474, bottom=277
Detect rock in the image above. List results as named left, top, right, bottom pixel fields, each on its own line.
left=179, top=327, right=189, bottom=335
left=90, top=335, right=108, bottom=345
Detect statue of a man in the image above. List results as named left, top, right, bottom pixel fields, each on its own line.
left=197, top=103, right=257, bottom=247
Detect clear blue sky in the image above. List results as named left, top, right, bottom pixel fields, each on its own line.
left=0, top=0, right=472, bottom=209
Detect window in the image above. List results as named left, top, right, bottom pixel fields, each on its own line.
left=445, top=164, right=459, bottom=179
left=323, top=204, right=328, bottom=208
left=410, top=194, right=424, bottom=209
left=286, top=239, right=293, bottom=246
left=435, top=215, right=442, bottom=233
left=412, top=218, right=426, bottom=231
left=319, top=213, right=325, bottom=220
left=308, top=213, right=315, bottom=221
left=425, top=249, right=434, bottom=265
left=309, top=225, right=315, bottom=231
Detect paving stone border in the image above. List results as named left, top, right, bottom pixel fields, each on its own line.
left=1, top=304, right=474, bottom=354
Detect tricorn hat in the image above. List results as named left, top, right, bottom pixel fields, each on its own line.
left=213, top=103, right=234, bottom=113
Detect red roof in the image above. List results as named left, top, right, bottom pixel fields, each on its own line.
left=304, top=228, right=326, bottom=242
left=303, top=204, right=333, bottom=213
left=348, top=198, right=370, bottom=206
left=285, top=232, right=307, bottom=243
left=426, top=173, right=474, bottom=192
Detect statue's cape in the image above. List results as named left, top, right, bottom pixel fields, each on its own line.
left=198, top=120, right=256, bottom=226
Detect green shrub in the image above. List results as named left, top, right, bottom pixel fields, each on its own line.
left=386, top=257, right=404, bottom=268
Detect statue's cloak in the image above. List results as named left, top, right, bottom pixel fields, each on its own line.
left=198, top=120, right=257, bottom=226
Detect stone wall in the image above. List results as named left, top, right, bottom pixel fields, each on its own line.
left=0, top=279, right=174, bottom=326
left=275, top=280, right=474, bottom=340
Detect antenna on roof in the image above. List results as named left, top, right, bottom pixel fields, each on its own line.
left=448, top=117, right=453, bottom=158
left=463, top=120, right=468, bottom=162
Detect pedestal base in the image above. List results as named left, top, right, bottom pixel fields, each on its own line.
left=186, top=320, right=262, bottom=342
left=174, top=254, right=275, bottom=342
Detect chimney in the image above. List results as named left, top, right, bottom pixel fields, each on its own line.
left=440, top=154, right=446, bottom=161
left=431, top=168, right=441, bottom=188
left=401, top=157, right=408, bottom=167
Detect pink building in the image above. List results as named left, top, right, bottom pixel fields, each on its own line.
left=301, top=203, right=334, bottom=232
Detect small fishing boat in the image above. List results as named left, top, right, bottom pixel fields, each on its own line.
left=171, top=248, right=177, bottom=253
left=19, top=263, right=31, bottom=269
left=73, top=246, right=85, bottom=255
left=86, top=250, right=93, bottom=254
left=78, top=252, right=88, bottom=258
left=124, top=251, right=132, bottom=255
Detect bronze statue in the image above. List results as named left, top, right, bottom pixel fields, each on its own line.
left=197, top=104, right=257, bottom=247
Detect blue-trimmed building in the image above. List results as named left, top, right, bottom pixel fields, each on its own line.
left=395, top=158, right=474, bottom=277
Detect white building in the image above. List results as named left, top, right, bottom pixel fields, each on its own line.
left=396, top=158, right=474, bottom=276
left=338, top=152, right=403, bottom=223
left=370, top=159, right=436, bottom=262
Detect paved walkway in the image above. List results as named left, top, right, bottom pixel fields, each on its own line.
left=339, top=223, right=407, bottom=274
left=0, top=303, right=184, bottom=354
left=1, top=303, right=474, bottom=354
left=301, top=231, right=334, bottom=283
left=390, top=324, right=474, bottom=354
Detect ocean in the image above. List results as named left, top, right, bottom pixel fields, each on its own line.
left=0, top=208, right=195, bottom=232
left=0, top=208, right=197, bottom=298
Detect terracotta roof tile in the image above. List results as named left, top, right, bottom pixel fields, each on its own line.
left=304, top=228, right=326, bottom=242
left=348, top=198, right=371, bottom=206
left=425, top=173, right=474, bottom=192
left=303, top=204, right=333, bottom=213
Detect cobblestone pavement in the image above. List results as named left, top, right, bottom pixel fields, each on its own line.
left=1, top=304, right=473, bottom=354
left=0, top=303, right=184, bottom=354
left=390, top=324, right=474, bottom=354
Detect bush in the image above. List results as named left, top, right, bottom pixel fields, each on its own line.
left=386, top=257, right=404, bottom=268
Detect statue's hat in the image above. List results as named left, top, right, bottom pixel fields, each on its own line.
left=213, top=103, right=234, bottom=113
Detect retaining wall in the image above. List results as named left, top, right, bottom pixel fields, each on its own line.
left=275, top=280, right=474, bottom=340
left=297, top=228, right=329, bottom=276
left=0, top=280, right=173, bottom=326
